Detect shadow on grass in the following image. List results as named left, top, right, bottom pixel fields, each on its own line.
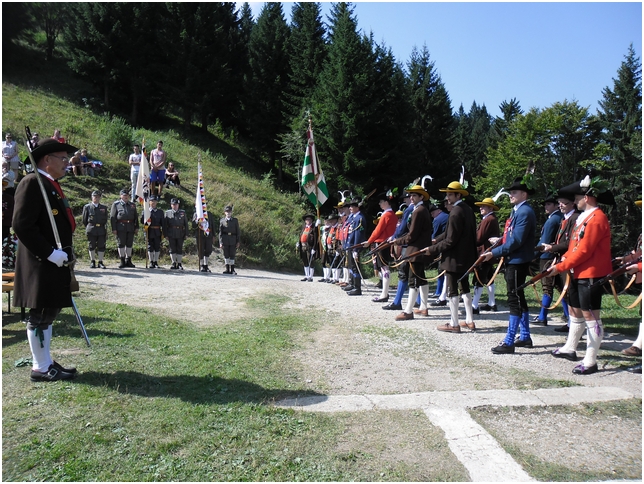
left=75, top=370, right=326, bottom=406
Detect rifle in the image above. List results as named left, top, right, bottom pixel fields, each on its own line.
left=517, top=269, right=551, bottom=291
left=24, top=126, right=91, bottom=347
left=591, top=256, right=642, bottom=288
left=391, top=247, right=430, bottom=266
left=345, top=242, right=366, bottom=251
left=457, top=239, right=502, bottom=282
left=365, top=240, right=394, bottom=257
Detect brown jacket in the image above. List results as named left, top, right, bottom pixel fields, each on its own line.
left=13, top=173, right=74, bottom=308
left=476, top=212, right=500, bottom=253
left=427, top=200, right=478, bottom=273
left=397, top=203, right=432, bottom=262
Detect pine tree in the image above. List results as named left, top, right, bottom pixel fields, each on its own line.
left=597, top=44, right=642, bottom=254
left=406, top=45, right=456, bottom=188
left=244, top=2, right=291, bottom=175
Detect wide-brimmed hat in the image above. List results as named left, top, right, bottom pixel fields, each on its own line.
left=556, top=190, right=575, bottom=202
left=508, top=176, right=536, bottom=195
left=439, top=181, right=469, bottom=197
left=333, top=201, right=345, bottom=209
left=559, top=176, right=615, bottom=205
left=302, top=213, right=315, bottom=221
left=474, top=197, right=499, bottom=211
left=326, top=213, right=339, bottom=221
left=224, top=205, right=233, bottom=212
left=24, top=138, right=78, bottom=165
left=636, top=200, right=642, bottom=208
left=347, top=198, right=361, bottom=207
left=405, top=184, right=429, bottom=201
left=543, top=193, right=558, bottom=205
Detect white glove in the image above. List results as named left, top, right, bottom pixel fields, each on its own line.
left=335, top=250, right=341, bottom=257
left=47, top=248, right=69, bottom=267
left=315, top=219, right=321, bottom=227
left=310, top=249, right=315, bottom=255
left=296, top=243, right=300, bottom=250
left=352, top=250, right=359, bottom=260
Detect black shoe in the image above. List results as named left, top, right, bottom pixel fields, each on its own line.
left=382, top=302, right=403, bottom=310
left=431, top=300, right=447, bottom=307
left=126, top=258, right=136, bottom=268
left=327, top=279, right=335, bottom=283
left=318, top=278, right=327, bottom=282
left=480, top=304, right=497, bottom=311
left=30, top=364, right=75, bottom=382
left=413, top=301, right=420, bottom=308
left=119, top=258, right=127, bottom=269
left=626, top=364, right=642, bottom=374
left=301, top=277, right=308, bottom=281
left=98, top=261, right=106, bottom=269
left=554, top=324, right=569, bottom=333
left=231, top=267, right=237, bottom=275
left=347, top=289, right=362, bottom=296
left=472, top=306, right=480, bottom=315
left=178, top=263, right=183, bottom=270
left=551, top=349, right=577, bottom=361
left=375, top=280, right=383, bottom=289
left=491, top=342, right=515, bottom=354
left=514, top=337, right=534, bottom=348
left=90, top=260, right=96, bottom=268
left=200, top=265, right=208, bottom=272
left=532, top=316, right=547, bottom=326
left=52, top=360, right=77, bottom=374
left=204, top=265, right=211, bottom=273
left=372, top=296, right=388, bottom=303
left=572, top=363, right=598, bottom=375
left=171, top=263, right=178, bottom=270
left=342, top=285, right=355, bottom=292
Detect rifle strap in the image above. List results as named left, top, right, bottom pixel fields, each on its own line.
left=620, top=273, right=638, bottom=294
left=485, top=257, right=504, bottom=287
left=608, top=279, right=643, bottom=309
left=473, top=267, right=485, bottom=287
left=408, top=262, right=445, bottom=282
left=547, top=272, right=570, bottom=310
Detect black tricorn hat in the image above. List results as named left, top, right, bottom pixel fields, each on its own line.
left=508, top=176, right=536, bottom=195
left=326, top=213, right=339, bottom=221
left=556, top=190, right=575, bottom=202
left=24, top=138, right=78, bottom=164
left=559, top=176, right=615, bottom=206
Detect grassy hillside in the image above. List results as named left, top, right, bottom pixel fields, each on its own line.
left=2, top=46, right=311, bottom=272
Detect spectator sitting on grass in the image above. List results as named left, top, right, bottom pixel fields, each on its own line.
left=165, top=162, right=180, bottom=187
left=70, top=151, right=83, bottom=176
left=80, top=149, right=93, bottom=176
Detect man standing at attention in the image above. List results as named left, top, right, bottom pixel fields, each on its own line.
left=165, top=198, right=189, bottom=270
left=219, top=205, right=241, bottom=275
left=547, top=176, right=614, bottom=375
left=423, top=181, right=478, bottom=332
left=13, top=138, right=79, bottom=381
left=128, top=144, right=142, bottom=199
left=481, top=175, right=536, bottom=353
left=111, top=188, right=139, bottom=268
left=82, top=190, right=108, bottom=268
left=149, top=140, right=166, bottom=197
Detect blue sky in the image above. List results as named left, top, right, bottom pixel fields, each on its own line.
left=243, top=2, right=642, bottom=118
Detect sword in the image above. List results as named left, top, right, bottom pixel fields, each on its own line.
left=24, top=126, right=90, bottom=347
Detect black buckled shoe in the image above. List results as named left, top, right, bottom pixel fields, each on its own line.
left=342, top=285, right=355, bottom=292
left=472, top=306, right=480, bottom=315
left=382, top=302, right=402, bottom=310
left=431, top=300, right=447, bottom=307
left=551, top=348, right=577, bottom=361
left=554, top=324, right=569, bottom=333
left=52, top=361, right=77, bottom=374
left=491, top=342, right=515, bottom=354
left=30, top=364, right=75, bottom=382
left=572, top=363, right=598, bottom=375
left=514, top=337, right=534, bottom=348
left=480, top=304, right=497, bottom=311
left=531, top=316, right=547, bottom=326
left=347, top=289, right=362, bottom=296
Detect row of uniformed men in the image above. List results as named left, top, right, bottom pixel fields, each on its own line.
left=299, top=173, right=641, bottom=375
left=81, top=189, right=241, bottom=273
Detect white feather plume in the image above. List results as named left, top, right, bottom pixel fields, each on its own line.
left=421, top=175, right=433, bottom=190
left=459, top=166, right=465, bottom=185
left=491, top=187, right=510, bottom=202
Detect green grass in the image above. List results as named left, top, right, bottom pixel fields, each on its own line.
left=2, top=294, right=470, bottom=481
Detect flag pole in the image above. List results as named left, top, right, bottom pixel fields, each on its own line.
left=142, top=137, right=149, bottom=268
left=308, top=116, right=323, bottom=256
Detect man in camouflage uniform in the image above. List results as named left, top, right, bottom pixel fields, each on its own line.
left=165, top=198, right=188, bottom=270
left=82, top=189, right=108, bottom=268
left=110, top=188, right=139, bottom=268
left=145, top=195, right=164, bottom=268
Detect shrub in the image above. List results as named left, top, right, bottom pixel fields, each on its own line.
left=97, top=115, right=133, bottom=156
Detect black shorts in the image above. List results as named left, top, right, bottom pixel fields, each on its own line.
left=568, top=277, right=604, bottom=311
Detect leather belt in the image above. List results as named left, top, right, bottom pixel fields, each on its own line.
left=227, top=232, right=235, bottom=236
left=149, top=225, right=160, bottom=229
left=94, top=223, right=102, bottom=227
left=119, top=220, right=133, bottom=223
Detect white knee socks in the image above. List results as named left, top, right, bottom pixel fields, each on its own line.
left=487, top=284, right=496, bottom=306
left=583, top=319, right=604, bottom=367
left=28, top=326, right=53, bottom=373
left=560, top=317, right=586, bottom=353
left=448, top=296, right=460, bottom=327
left=462, top=293, right=474, bottom=323
left=472, top=286, right=483, bottom=309
left=405, top=288, right=418, bottom=314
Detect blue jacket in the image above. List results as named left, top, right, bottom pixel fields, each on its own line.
left=537, top=210, right=563, bottom=260
left=347, top=211, right=366, bottom=248
left=431, top=210, right=448, bottom=239
left=491, top=202, right=536, bottom=264
left=393, top=203, right=415, bottom=239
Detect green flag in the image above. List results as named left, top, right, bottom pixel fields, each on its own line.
left=301, top=128, right=329, bottom=207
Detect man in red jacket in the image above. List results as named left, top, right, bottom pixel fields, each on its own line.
left=548, top=175, right=614, bottom=375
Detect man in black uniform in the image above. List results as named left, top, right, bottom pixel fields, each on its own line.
left=145, top=195, right=165, bottom=268
left=82, top=189, right=108, bottom=268
left=219, top=205, right=241, bottom=274
left=193, top=209, right=214, bottom=272
left=111, top=188, right=139, bottom=268
left=13, top=138, right=78, bottom=381
left=165, top=198, right=188, bottom=270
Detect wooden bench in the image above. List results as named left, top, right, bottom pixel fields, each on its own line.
left=2, top=272, right=25, bottom=318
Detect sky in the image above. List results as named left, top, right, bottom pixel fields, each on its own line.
left=242, top=2, right=642, bottom=118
